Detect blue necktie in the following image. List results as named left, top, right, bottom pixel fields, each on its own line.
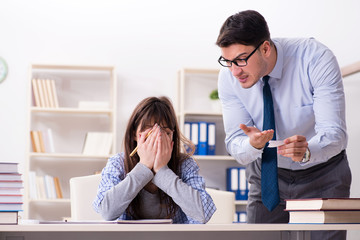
left=261, top=75, right=280, bottom=211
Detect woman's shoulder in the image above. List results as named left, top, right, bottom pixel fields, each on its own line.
left=180, top=154, right=199, bottom=171
left=103, top=152, right=126, bottom=180
left=106, top=153, right=125, bottom=170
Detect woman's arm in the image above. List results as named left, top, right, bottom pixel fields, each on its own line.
left=93, top=153, right=154, bottom=220
left=152, top=157, right=216, bottom=223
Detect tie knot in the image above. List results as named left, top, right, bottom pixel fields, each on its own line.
left=263, top=75, right=270, bottom=84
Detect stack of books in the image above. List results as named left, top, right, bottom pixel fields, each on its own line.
left=285, top=198, right=360, bottom=224
left=0, top=162, right=23, bottom=224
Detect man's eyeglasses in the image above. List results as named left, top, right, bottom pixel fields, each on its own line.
left=218, top=41, right=264, bottom=68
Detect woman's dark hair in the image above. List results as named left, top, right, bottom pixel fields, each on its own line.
left=123, top=96, right=194, bottom=219
left=216, top=10, right=270, bottom=48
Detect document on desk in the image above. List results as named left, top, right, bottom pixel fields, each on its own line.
left=268, top=140, right=284, bottom=148
left=117, top=219, right=173, bottom=224
left=39, top=219, right=173, bottom=224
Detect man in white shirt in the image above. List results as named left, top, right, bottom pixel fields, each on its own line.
left=216, top=10, right=351, bottom=240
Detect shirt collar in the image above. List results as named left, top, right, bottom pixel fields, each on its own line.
left=267, top=39, right=283, bottom=80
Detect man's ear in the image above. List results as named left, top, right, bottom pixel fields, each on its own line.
left=262, top=40, right=272, bottom=56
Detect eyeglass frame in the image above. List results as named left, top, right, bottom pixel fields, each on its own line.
left=218, top=41, right=265, bottom=68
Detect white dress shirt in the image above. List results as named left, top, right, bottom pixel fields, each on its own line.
left=218, top=38, right=347, bottom=170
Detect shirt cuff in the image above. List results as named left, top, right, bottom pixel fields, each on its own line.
left=230, top=137, right=263, bottom=164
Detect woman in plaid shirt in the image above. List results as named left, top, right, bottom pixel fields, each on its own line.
left=93, top=96, right=216, bottom=223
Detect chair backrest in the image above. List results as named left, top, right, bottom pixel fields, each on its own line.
left=206, top=188, right=235, bottom=224
left=69, top=174, right=103, bottom=220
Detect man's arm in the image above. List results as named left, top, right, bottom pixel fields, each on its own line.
left=218, top=68, right=263, bottom=165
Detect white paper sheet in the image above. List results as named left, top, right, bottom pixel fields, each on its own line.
left=268, top=140, right=284, bottom=148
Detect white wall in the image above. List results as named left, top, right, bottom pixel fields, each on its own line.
left=1, top=0, right=360, bottom=197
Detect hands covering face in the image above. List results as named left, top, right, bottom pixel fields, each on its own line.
left=137, top=123, right=174, bottom=173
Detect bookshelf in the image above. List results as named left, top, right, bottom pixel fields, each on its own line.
left=24, top=64, right=117, bottom=221
left=176, top=68, right=247, bottom=217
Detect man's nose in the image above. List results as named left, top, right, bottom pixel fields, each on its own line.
left=230, top=64, right=243, bottom=76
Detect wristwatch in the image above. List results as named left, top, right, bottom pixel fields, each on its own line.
left=301, top=148, right=310, bottom=163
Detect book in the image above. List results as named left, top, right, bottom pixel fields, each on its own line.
left=43, top=128, right=55, bottom=153
left=0, top=194, right=22, bottom=203
left=226, top=167, right=249, bottom=200
left=28, top=171, right=38, bottom=199
left=50, top=79, right=59, bottom=108
left=0, top=211, right=18, bottom=224
left=285, top=198, right=360, bottom=211
left=198, top=121, right=208, bottom=155
left=0, top=173, right=22, bottom=181
left=32, top=78, right=41, bottom=107
left=54, top=177, right=63, bottom=199
left=44, top=175, right=56, bottom=199
left=38, top=131, right=46, bottom=153
left=234, top=211, right=247, bottom=223
left=45, top=79, right=55, bottom=108
left=116, top=219, right=173, bottom=224
left=40, top=79, right=50, bottom=108
left=288, top=210, right=360, bottom=224
left=0, top=188, right=22, bottom=195
left=36, top=176, right=47, bottom=199
left=82, top=132, right=113, bottom=156
left=0, top=181, right=23, bottom=188
left=207, top=122, right=216, bottom=155
left=36, top=79, right=46, bottom=108
left=39, top=219, right=173, bottom=224
left=0, top=203, right=22, bottom=211
left=30, top=131, right=42, bottom=153
left=183, top=122, right=192, bottom=153
left=190, top=122, right=198, bottom=155
left=0, top=162, right=18, bottom=173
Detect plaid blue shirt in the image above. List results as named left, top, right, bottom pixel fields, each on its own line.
left=93, top=153, right=216, bottom=224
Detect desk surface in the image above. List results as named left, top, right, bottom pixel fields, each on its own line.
left=1, top=223, right=360, bottom=232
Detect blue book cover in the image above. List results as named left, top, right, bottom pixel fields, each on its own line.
left=184, top=122, right=192, bottom=153
left=198, top=121, right=208, bottom=155
left=226, top=167, right=238, bottom=193
left=190, top=122, right=199, bottom=155
left=226, top=167, right=248, bottom=200
left=236, top=211, right=247, bottom=223
left=207, top=122, right=216, bottom=155
left=238, top=167, right=247, bottom=200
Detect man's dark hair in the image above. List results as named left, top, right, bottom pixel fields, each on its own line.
left=216, top=10, right=270, bottom=48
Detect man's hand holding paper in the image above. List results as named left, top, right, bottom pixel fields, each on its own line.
left=277, top=135, right=308, bottom=162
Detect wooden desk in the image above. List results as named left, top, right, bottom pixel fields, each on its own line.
left=1, top=223, right=360, bottom=240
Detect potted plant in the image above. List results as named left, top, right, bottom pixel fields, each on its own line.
left=209, top=89, right=221, bottom=112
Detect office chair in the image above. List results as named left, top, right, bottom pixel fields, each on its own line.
left=206, top=188, right=235, bottom=224
left=69, top=174, right=103, bottom=220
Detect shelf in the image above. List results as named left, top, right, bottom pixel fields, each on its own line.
left=193, top=155, right=235, bottom=161
left=29, top=198, right=71, bottom=204
left=31, top=107, right=113, bottom=115
left=25, top=63, right=117, bottom=221
left=235, top=200, right=248, bottom=205
left=29, top=153, right=112, bottom=160
left=182, top=111, right=222, bottom=117
left=31, top=64, right=114, bottom=71
left=180, top=68, right=220, bottom=75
